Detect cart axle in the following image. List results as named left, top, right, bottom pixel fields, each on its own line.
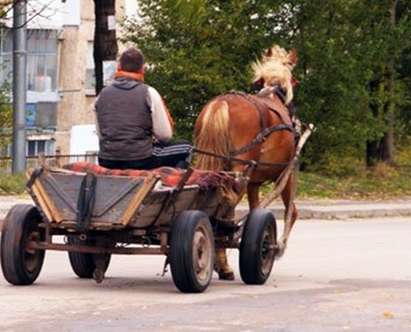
left=27, top=241, right=167, bottom=255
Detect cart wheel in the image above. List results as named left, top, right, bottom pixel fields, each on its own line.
left=67, top=235, right=111, bottom=279
left=169, top=210, right=215, bottom=293
left=240, top=208, right=277, bottom=285
left=0, top=204, right=45, bottom=285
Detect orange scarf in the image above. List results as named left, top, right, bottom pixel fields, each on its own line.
left=114, top=70, right=175, bottom=129
left=115, top=70, right=145, bottom=81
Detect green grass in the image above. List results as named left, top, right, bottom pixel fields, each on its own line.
left=0, top=172, right=27, bottom=195
left=259, top=158, right=411, bottom=200
left=260, top=140, right=411, bottom=200
left=296, top=167, right=411, bottom=199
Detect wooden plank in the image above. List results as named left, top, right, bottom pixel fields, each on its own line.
left=128, top=186, right=200, bottom=228
left=35, top=176, right=64, bottom=223
left=27, top=242, right=166, bottom=255
left=26, top=170, right=54, bottom=223
left=259, top=124, right=314, bottom=209
left=58, top=221, right=125, bottom=231
left=120, top=174, right=159, bottom=225
left=26, top=169, right=65, bottom=223
left=157, top=190, right=202, bottom=226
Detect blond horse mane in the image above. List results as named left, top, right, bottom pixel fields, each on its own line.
left=251, top=44, right=297, bottom=105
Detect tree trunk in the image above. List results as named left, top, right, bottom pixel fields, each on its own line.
left=366, top=0, right=398, bottom=167
left=365, top=77, right=382, bottom=167
left=380, top=0, right=398, bottom=165
left=94, top=0, right=118, bottom=95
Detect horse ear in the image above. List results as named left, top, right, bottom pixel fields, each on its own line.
left=288, top=48, right=298, bottom=65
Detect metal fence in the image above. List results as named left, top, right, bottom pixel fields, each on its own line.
left=0, top=154, right=410, bottom=174
left=0, top=154, right=98, bottom=173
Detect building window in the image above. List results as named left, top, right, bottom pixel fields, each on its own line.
left=0, top=29, right=12, bottom=85
left=85, top=41, right=96, bottom=94
left=27, top=30, right=58, bottom=93
left=26, top=140, right=54, bottom=157
left=0, top=29, right=58, bottom=93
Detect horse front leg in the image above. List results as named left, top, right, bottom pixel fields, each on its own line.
left=277, top=171, right=298, bottom=257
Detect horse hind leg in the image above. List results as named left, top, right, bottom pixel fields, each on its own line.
left=214, top=204, right=235, bottom=280
left=215, top=249, right=235, bottom=280
left=247, top=182, right=260, bottom=210
left=277, top=171, right=298, bottom=257
left=214, top=183, right=262, bottom=280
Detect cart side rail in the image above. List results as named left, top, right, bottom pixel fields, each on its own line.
left=26, top=168, right=159, bottom=228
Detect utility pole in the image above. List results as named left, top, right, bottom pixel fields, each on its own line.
left=12, top=0, right=27, bottom=173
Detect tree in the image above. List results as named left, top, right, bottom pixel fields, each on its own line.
left=124, top=0, right=411, bottom=170
left=0, top=0, right=12, bottom=12
left=93, top=0, right=118, bottom=95
left=0, top=83, right=12, bottom=149
left=124, top=0, right=282, bottom=138
left=362, top=0, right=411, bottom=166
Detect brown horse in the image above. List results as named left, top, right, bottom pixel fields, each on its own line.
left=194, top=45, right=299, bottom=280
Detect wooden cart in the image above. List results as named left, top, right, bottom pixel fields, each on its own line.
left=0, top=166, right=277, bottom=293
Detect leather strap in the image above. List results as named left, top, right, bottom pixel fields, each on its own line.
left=230, top=123, right=295, bottom=156
left=76, top=172, right=97, bottom=232
left=225, top=91, right=294, bottom=158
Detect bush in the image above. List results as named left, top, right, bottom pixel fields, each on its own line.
left=0, top=172, right=26, bottom=195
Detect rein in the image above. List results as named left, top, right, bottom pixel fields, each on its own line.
left=192, top=147, right=290, bottom=168
left=231, top=124, right=295, bottom=156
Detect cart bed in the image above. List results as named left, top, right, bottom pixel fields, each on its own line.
left=27, top=167, right=240, bottom=231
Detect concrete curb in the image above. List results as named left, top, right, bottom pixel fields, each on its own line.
left=236, top=203, right=411, bottom=220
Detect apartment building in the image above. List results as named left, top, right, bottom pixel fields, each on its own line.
left=0, top=0, right=126, bottom=157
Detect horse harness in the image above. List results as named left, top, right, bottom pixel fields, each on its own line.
left=226, top=89, right=296, bottom=158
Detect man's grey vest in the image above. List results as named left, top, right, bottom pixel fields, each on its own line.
left=95, top=77, right=153, bottom=160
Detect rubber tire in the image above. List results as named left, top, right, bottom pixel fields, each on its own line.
left=169, top=210, right=215, bottom=293
left=0, top=204, right=45, bottom=285
left=67, top=235, right=111, bottom=279
left=240, top=208, right=277, bottom=285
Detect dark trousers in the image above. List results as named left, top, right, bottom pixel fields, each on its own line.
left=99, top=141, right=192, bottom=170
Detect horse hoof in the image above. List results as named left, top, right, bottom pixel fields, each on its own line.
left=218, top=271, right=235, bottom=281
left=276, top=248, right=285, bottom=258
left=275, top=241, right=287, bottom=259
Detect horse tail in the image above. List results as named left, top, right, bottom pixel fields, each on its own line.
left=195, top=99, right=230, bottom=171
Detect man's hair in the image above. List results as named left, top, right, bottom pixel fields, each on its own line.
left=119, top=47, right=145, bottom=72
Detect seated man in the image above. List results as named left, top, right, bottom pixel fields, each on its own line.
left=95, top=47, right=191, bottom=170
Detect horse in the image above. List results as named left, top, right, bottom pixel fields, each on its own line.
left=194, top=45, right=299, bottom=280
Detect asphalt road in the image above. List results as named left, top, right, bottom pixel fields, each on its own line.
left=1, top=217, right=411, bottom=332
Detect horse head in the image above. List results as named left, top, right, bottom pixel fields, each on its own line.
left=251, top=45, right=298, bottom=105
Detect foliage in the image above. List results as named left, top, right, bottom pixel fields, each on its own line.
left=0, top=11, right=12, bottom=150
left=123, top=0, right=411, bottom=169
left=273, top=0, right=411, bottom=166
left=124, top=0, right=281, bottom=138
left=0, top=81, right=12, bottom=149
left=0, top=172, right=26, bottom=195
